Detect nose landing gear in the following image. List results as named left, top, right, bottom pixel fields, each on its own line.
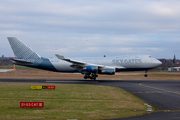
left=144, top=70, right=148, bottom=77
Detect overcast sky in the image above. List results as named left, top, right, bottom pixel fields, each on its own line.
left=0, top=0, right=180, bottom=59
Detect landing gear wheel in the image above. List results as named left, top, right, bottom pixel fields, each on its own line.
left=92, top=77, right=96, bottom=80
left=92, top=73, right=97, bottom=80
left=84, top=73, right=90, bottom=80
left=84, top=73, right=98, bottom=80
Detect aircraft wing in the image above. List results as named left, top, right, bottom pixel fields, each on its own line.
left=55, top=54, right=86, bottom=65
left=55, top=54, right=125, bottom=69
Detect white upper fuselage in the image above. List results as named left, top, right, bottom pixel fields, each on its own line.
left=49, top=55, right=162, bottom=72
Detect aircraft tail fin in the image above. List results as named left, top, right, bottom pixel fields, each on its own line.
left=7, top=37, right=41, bottom=60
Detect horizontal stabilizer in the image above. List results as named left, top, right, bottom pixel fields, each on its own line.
left=10, top=59, right=34, bottom=64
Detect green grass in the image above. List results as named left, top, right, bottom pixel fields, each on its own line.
left=0, top=83, right=151, bottom=120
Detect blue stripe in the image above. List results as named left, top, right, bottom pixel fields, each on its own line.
left=36, top=57, right=57, bottom=72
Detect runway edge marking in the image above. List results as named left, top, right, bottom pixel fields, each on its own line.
left=139, top=83, right=180, bottom=95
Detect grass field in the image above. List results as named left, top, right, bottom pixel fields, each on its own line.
left=0, top=66, right=173, bottom=119
left=0, top=83, right=150, bottom=120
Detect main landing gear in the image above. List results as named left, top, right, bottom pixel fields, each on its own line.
left=144, top=70, right=148, bottom=77
left=84, top=73, right=98, bottom=80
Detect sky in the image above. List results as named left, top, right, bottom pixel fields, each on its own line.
left=0, top=0, right=180, bottom=59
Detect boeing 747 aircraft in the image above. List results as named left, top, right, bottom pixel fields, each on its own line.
left=7, top=37, right=162, bottom=80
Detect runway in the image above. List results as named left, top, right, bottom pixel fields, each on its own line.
left=0, top=79, right=180, bottom=120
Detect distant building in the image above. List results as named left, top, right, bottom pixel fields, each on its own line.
left=173, top=54, right=176, bottom=64
left=168, top=67, right=180, bottom=72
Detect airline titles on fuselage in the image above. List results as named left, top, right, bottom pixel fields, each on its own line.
left=112, top=59, right=142, bottom=65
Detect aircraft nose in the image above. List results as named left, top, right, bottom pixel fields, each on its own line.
left=154, top=59, right=162, bottom=66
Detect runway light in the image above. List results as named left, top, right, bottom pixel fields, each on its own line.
left=20, top=102, right=44, bottom=108
left=116, top=108, right=118, bottom=111
left=134, top=108, right=136, bottom=111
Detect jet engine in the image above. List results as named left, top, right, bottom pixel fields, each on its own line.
left=100, top=68, right=115, bottom=75
left=83, top=66, right=115, bottom=75
left=84, top=66, right=98, bottom=72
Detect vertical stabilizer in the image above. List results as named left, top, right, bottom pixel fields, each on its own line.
left=7, top=37, right=41, bottom=59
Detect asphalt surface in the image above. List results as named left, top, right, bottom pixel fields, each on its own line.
left=0, top=79, right=180, bottom=120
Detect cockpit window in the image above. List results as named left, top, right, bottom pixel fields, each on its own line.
left=149, top=56, right=152, bottom=58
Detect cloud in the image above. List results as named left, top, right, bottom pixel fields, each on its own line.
left=147, top=2, right=179, bottom=17
left=0, top=0, right=180, bottom=59
left=100, top=47, right=164, bottom=54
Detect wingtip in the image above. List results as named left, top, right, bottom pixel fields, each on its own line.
left=55, top=54, right=65, bottom=59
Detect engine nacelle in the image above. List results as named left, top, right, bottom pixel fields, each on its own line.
left=84, top=66, right=98, bottom=72
left=100, top=68, right=115, bottom=75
